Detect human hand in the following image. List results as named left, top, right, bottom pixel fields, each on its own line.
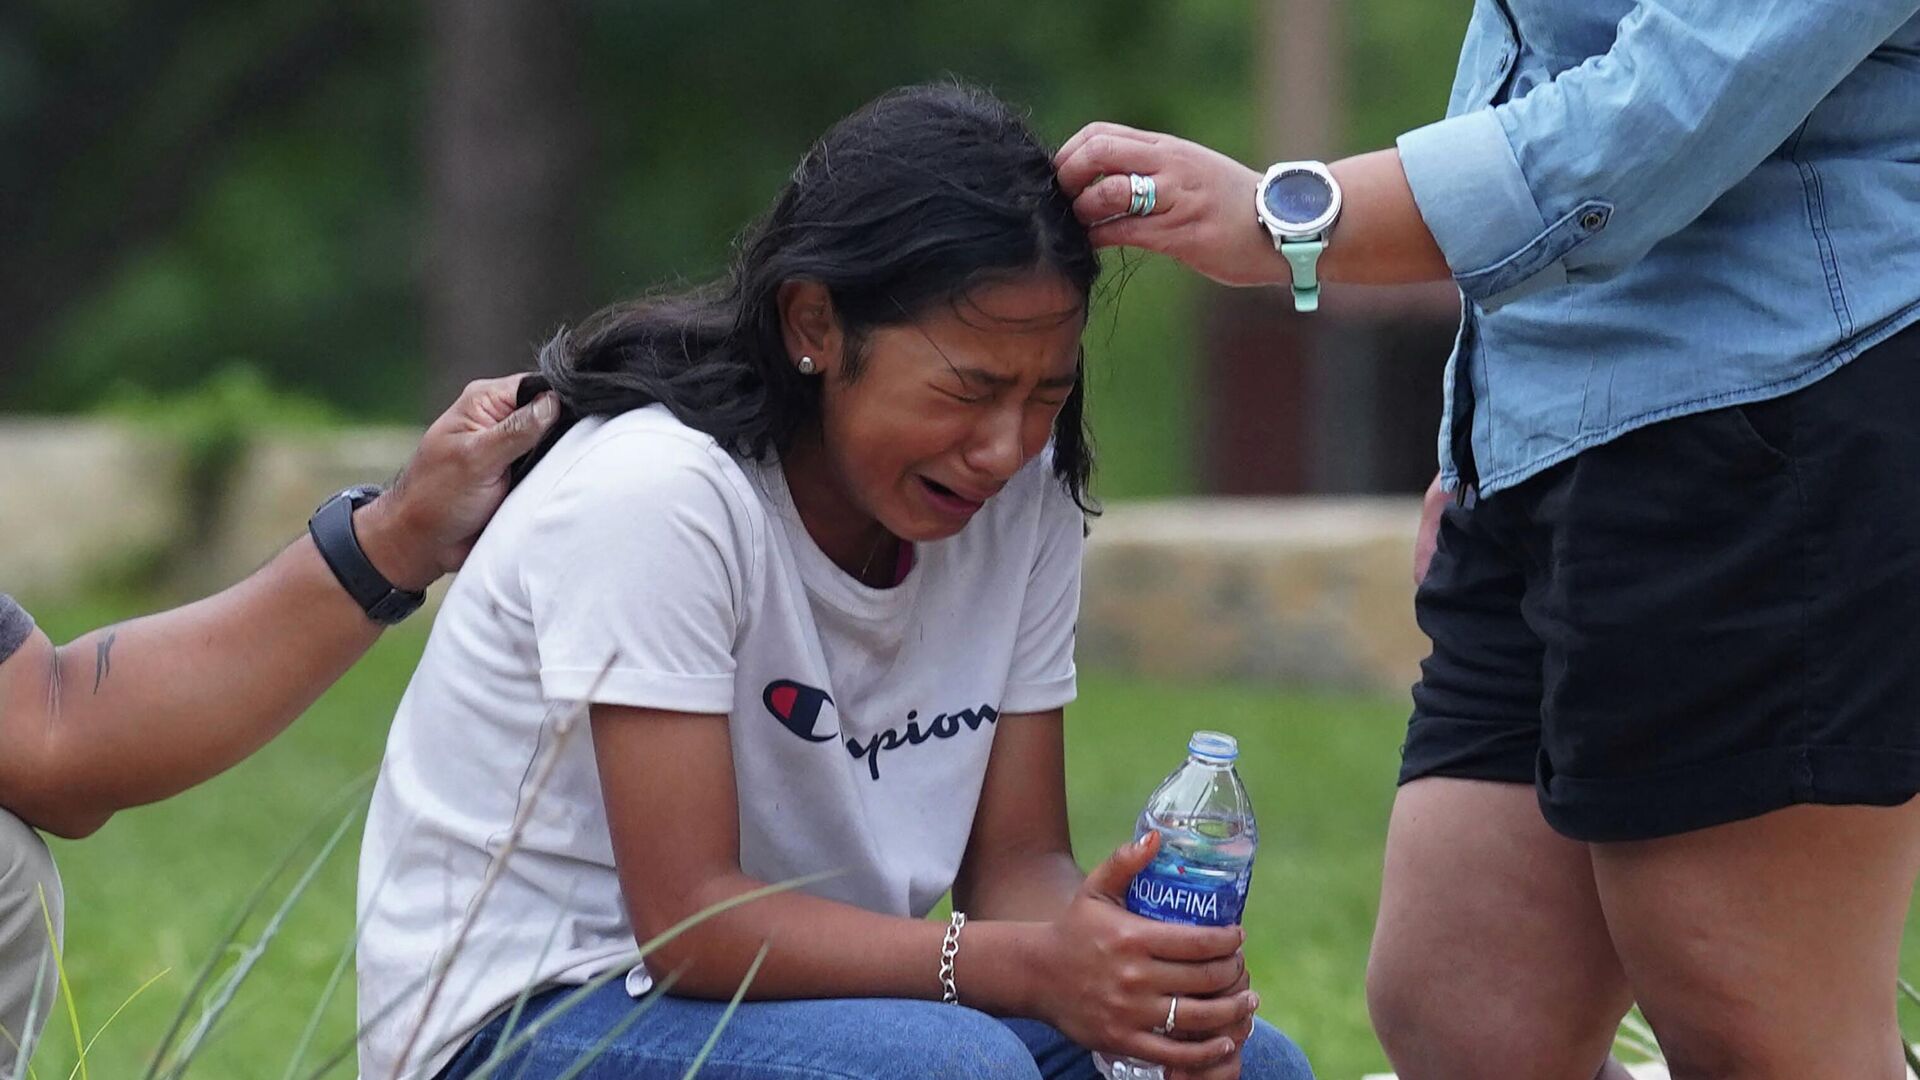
left=1413, top=472, right=1449, bottom=588
left=1037, top=832, right=1259, bottom=1073
left=1054, top=122, right=1286, bottom=288
left=357, top=375, right=559, bottom=591
left=1165, top=962, right=1258, bottom=1080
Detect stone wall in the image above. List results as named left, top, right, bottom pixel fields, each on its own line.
left=196, top=426, right=423, bottom=591
left=2, top=421, right=1428, bottom=695
left=1, top=420, right=420, bottom=601
left=1083, top=498, right=1424, bottom=695
left=0, top=420, right=189, bottom=598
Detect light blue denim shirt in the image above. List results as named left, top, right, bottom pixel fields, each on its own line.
left=1396, top=1, right=1920, bottom=495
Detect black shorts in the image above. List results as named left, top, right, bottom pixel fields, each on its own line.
left=1402, top=321, right=1920, bottom=842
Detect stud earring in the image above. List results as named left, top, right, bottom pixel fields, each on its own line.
left=797, top=356, right=819, bottom=375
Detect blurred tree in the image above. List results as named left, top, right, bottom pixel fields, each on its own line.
left=2, top=0, right=418, bottom=416
left=423, top=0, right=587, bottom=406
left=0, top=0, right=377, bottom=403
left=1, top=0, right=1462, bottom=493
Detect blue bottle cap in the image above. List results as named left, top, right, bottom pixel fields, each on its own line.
left=1188, top=730, right=1239, bottom=763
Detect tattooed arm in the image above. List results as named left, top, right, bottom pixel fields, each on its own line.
left=0, top=376, right=557, bottom=838
left=0, top=544, right=390, bottom=837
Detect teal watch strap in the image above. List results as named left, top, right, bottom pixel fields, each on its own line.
left=1280, top=238, right=1327, bottom=313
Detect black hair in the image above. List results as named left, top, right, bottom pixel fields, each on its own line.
left=519, top=81, right=1100, bottom=510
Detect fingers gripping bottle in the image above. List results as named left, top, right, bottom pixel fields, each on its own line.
left=1093, top=731, right=1257, bottom=1080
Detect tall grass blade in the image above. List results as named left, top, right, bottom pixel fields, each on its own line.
left=67, top=968, right=170, bottom=1080
left=392, top=680, right=604, bottom=1075
left=292, top=970, right=436, bottom=1080
left=140, top=773, right=373, bottom=1080
left=460, top=873, right=829, bottom=1080
left=278, top=934, right=355, bottom=1080
left=1612, top=1008, right=1662, bottom=1063
left=1898, top=976, right=1920, bottom=1074
left=623, top=874, right=833, bottom=971
left=677, top=942, right=769, bottom=1080
left=282, top=798, right=422, bottom=1080
left=160, top=798, right=362, bottom=1078
left=38, top=887, right=83, bottom=1080
left=478, top=895, right=577, bottom=1077
left=1612, top=1030, right=1661, bottom=1063
left=542, top=969, right=685, bottom=1080
left=4, top=944, right=50, bottom=1080
left=455, top=967, right=658, bottom=1080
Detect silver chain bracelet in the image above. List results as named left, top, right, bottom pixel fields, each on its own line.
left=939, top=911, right=967, bottom=1004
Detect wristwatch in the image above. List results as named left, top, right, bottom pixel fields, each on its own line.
left=308, top=485, right=426, bottom=625
left=1255, top=161, right=1343, bottom=313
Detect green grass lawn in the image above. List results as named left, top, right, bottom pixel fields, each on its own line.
left=40, top=592, right=1920, bottom=1080
left=27, top=594, right=1409, bottom=1079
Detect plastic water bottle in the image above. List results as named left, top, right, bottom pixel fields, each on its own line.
left=1093, top=731, right=1257, bottom=1080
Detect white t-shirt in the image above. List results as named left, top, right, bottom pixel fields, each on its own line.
left=355, top=405, right=1084, bottom=1079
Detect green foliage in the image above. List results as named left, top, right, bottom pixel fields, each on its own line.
left=24, top=600, right=1413, bottom=1078
left=101, top=365, right=338, bottom=532
left=4, top=0, right=1461, bottom=499
left=105, top=363, right=338, bottom=459
left=24, top=591, right=1920, bottom=1076
left=1344, top=0, right=1470, bottom=153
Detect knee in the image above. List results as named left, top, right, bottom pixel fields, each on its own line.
left=0, top=811, right=61, bottom=943
left=1366, top=949, right=1615, bottom=1080
left=1367, top=964, right=1461, bottom=1079
left=0, top=811, right=62, bottom=1058
left=858, top=1005, right=1038, bottom=1080
left=1366, top=947, right=1462, bottom=1070
left=1647, top=999, right=1884, bottom=1080
left=1651, top=1019, right=1779, bottom=1080
left=1240, top=1017, right=1314, bottom=1079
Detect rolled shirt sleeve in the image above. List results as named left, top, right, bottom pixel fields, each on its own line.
left=1398, top=0, right=1920, bottom=310
left=1000, top=472, right=1085, bottom=715
left=521, top=432, right=753, bottom=714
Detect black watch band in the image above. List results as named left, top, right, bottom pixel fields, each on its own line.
left=308, top=485, right=426, bottom=625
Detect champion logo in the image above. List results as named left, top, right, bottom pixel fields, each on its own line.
left=763, top=679, right=999, bottom=781
left=762, top=679, right=838, bottom=742
left=845, top=704, right=999, bottom=781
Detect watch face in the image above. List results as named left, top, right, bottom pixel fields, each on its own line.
left=1263, top=170, right=1333, bottom=227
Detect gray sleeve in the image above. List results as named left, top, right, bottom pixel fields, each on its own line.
left=0, top=595, right=35, bottom=665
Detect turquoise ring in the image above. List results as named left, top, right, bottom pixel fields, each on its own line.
left=1127, top=173, right=1158, bottom=217
left=1126, top=173, right=1146, bottom=215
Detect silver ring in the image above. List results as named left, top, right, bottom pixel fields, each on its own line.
left=1153, top=994, right=1178, bottom=1035
left=1126, top=173, right=1157, bottom=217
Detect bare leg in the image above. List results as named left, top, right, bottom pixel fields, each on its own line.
left=1592, top=801, right=1920, bottom=1080
left=1368, top=778, right=1636, bottom=1080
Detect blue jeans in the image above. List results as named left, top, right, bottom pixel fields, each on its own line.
left=438, top=979, right=1315, bottom=1079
